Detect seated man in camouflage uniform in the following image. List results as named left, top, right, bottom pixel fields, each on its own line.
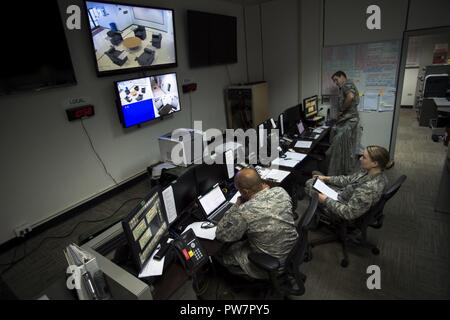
left=305, top=145, right=394, bottom=221
left=216, top=168, right=298, bottom=280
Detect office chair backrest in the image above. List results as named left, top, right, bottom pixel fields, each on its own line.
left=298, top=192, right=319, bottom=231
left=283, top=194, right=319, bottom=293
left=361, top=175, right=407, bottom=228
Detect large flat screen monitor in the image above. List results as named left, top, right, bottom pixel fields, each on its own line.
left=187, top=10, right=237, bottom=68
left=0, top=1, right=76, bottom=95
left=114, top=72, right=181, bottom=128
left=85, top=1, right=177, bottom=76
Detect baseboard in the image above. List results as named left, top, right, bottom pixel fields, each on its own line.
left=400, top=105, right=413, bottom=109
left=0, top=172, right=149, bottom=255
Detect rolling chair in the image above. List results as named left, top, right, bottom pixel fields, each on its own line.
left=135, top=48, right=155, bottom=66
left=106, top=30, right=123, bottom=46
left=152, top=33, right=162, bottom=48
left=311, top=175, right=407, bottom=268
left=244, top=192, right=319, bottom=299
left=134, top=25, right=147, bottom=40
left=105, top=47, right=127, bottom=66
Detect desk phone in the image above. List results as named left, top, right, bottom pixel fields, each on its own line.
left=174, top=229, right=208, bottom=275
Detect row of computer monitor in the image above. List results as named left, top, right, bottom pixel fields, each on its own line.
left=122, top=151, right=236, bottom=270
left=257, top=95, right=319, bottom=140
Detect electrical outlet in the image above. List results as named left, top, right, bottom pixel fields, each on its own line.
left=14, top=223, right=32, bottom=238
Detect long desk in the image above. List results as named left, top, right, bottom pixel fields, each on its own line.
left=77, top=126, right=331, bottom=300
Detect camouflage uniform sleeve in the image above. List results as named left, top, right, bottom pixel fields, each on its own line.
left=323, top=180, right=383, bottom=220
left=327, top=172, right=359, bottom=188
left=342, top=82, right=357, bottom=97
left=216, top=205, right=248, bottom=242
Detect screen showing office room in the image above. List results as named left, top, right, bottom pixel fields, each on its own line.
left=123, top=191, right=168, bottom=269
left=85, top=1, right=177, bottom=76
left=115, top=72, right=181, bottom=128
left=304, top=96, right=318, bottom=119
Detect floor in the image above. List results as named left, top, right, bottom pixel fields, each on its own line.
left=1, top=109, right=449, bottom=300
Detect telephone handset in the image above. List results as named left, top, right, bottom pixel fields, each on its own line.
left=174, top=229, right=208, bottom=275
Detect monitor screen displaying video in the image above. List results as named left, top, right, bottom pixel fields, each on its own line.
left=115, top=72, right=181, bottom=128
left=304, top=95, right=318, bottom=119
left=85, top=1, right=177, bottom=76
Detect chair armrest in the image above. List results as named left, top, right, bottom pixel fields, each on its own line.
left=248, top=252, right=280, bottom=272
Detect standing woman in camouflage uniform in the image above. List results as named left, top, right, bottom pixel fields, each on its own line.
left=328, top=71, right=361, bottom=175
left=305, top=145, right=394, bottom=221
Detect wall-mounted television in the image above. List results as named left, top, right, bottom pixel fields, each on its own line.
left=0, top=1, right=76, bottom=95
left=115, top=72, right=181, bottom=128
left=187, top=10, right=237, bottom=68
left=85, top=1, right=177, bottom=77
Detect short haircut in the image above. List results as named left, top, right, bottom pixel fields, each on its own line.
left=331, top=71, right=347, bottom=79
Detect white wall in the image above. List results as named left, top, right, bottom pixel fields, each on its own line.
left=0, top=0, right=247, bottom=245
left=262, top=0, right=299, bottom=118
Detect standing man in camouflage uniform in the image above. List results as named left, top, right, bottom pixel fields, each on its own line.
left=305, top=146, right=394, bottom=221
left=216, top=168, right=298, bottom=279
left=328, top=71, right=361, bottom=175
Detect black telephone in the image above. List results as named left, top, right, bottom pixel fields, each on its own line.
left=174, top=229, right=208, bottom=275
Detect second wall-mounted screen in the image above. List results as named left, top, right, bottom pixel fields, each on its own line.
left=115, top=73, right=181, bottom=128
left=85, top=1, right=177, bottom=76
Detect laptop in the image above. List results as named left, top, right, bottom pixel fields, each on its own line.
left=298, top=120, right=318, bottom=139
left=197, top=184, right=233, bottom=223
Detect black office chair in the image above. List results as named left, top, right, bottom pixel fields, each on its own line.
left=134, top=25, right=147, bottom=40
left=311, top=175, right=407, bottom=268
left=246, top=192, right=319, bottom=298
left=107, top=30, right=123, bottom=46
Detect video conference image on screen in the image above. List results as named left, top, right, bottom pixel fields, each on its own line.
left=116, top=73, right=181, bottom=128
left=86, top=1, right=176, bottom=73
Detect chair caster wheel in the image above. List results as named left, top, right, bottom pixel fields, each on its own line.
left=372, top=247, right=380, bottom=255
left=340, top=259, right=349, bottom=268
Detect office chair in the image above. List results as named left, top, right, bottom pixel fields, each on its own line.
left=107, top=30, right=123, bottom=46
left=133, top=25, right=147, bottom=40
left=135, top=48, right=155, bottom=66
left=105, top=47, right=128, bottom=66
left=311, top=175, right=407, bottom=268
left=152, top=33, right=162, bottom=48
left=244, top=192, right=319, bottom=299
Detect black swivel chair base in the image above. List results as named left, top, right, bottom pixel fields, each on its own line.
left=310, top=222, right=380, bottom=268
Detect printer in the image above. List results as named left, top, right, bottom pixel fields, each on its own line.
left=158, top=128, right=204, bottom=167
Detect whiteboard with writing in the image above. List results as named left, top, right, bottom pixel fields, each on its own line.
left=322, top=40, right=401, bottom=112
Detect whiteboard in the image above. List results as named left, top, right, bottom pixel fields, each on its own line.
left=322, top=40, right=401, bottom=112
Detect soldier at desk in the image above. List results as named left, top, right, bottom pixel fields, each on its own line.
left=215, top=168, right=298, bottom=279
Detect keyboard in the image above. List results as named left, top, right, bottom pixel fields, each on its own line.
left=209, top=202, right=233, bottom=223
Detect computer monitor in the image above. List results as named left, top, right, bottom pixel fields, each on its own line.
left=282, top=104, right=302, bottom=135
left=303, top=95, right=319, bottom=119
left=170, top=167, right=198, bottom=217
left=224, top=149, right=235, bottom=180
left=122, top=189, right=168, bottom=270
left=195, top=164, right=228, bottom=195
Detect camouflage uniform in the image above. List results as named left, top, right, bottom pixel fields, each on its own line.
left=328, top=79, right=361, bottom=176
left=216, top=187, right=298, bottom=279
left=305, top=170, right=388, bottom=220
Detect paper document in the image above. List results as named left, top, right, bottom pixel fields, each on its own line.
left=284, top=152, right=307, bottom=162
left=229, top=191, right=241, bottom=204
left=313, top=179, right=339, bottom=201
left=139, top=249, right=165, bottom=278
left=162, top=186, right=177, bottom=225
left=295, top=141, right=313, bottom=149
left=265, top=169, right=290, bottom=182
left=313, top=128, right=325, bottom=134
left=183, top=222, right=217, bottom=240
left=272, top=158, right=299, bottom=168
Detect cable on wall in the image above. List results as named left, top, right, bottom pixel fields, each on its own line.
left=80, top=118, right=119, bottom=185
